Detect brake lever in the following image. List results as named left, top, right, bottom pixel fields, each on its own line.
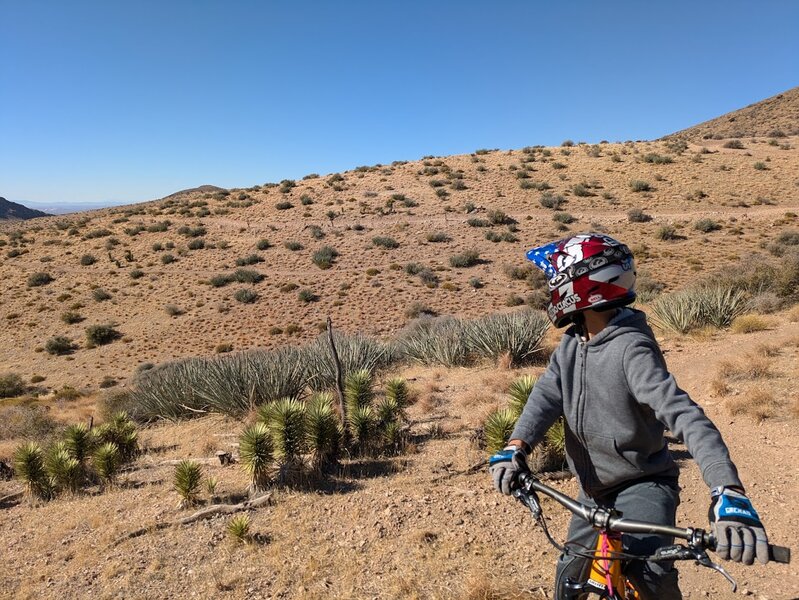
left=512, top=486, right=542, bottom=519
left=693, top=549, right=737, bottom=593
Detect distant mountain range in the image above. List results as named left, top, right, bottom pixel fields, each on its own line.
left=0, top=197, right=50, bottom=220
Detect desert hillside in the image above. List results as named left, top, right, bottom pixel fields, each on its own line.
left=1, top=131, right=798, bottom=392
left=0, top=197, right=49, bottom=221
left=664, top=86, right=799, bottom=141
left=1, top=89, right=798, bottom=599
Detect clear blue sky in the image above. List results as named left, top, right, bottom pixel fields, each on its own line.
left=2, top=1, right=797, bottom=205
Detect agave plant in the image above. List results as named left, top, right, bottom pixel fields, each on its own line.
left=508, top=375, right=538, bottom=418
left=483, top=408, right=518, bottom=454
left=348, top=405, right=375, bottom=453
left=344, top=369, right=374, bottom=413
left=13, top=442, right=52, bottom=500
left=45, top=441, right=81, bottom=494
left=239, top=422, right=273, bottom=494
left=64, top=423, right=94, bottom=465
left=93, top=442, right=120, bottom=487
left=384, top=378, right=410, bottom=410
left=304, top=393, right=340, bottom=470
left=173, top=459, right=203, bottom=507
left=227, top=513, right=251, bottom=543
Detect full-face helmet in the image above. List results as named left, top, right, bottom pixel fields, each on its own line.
left=526, top=233, right=636, bottom=327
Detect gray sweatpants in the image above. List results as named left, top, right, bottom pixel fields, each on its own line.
left=554, top=478, right=682, bottom=600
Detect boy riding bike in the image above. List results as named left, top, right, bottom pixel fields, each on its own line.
left=489, top=233, right=769, bottom=599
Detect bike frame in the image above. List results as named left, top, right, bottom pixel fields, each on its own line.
left=512, top=472, right=791, bottom=599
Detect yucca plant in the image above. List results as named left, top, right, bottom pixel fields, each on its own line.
left=45, top=441, right=81, bottom=494
left=305, top=393, right=340, bottom=471
left=508, top=375, right=537, bottom=418
left=484, top=408, right=518, bottom=454
left=239, top=422, right=273, bottom=494
left=545, top=418, right=567, bottom=462
left=173, top=459, right=203, bottom=507
left=93, top=413, right=139, bottom=463
left=93, top=442, right=120, bottom=488
left=376, top=396, right=402, bottom=428
left=64, top=423, right=94, bottom=465
left=384, top=377, right=410, bottom=410
left=260, top=398, right=307, bottom=463
left=344, top=369, right=374, bottom=413
left=466, top=310, right=550, bottom=366
left=348, top=405, right=375, bottom=454
left=13, top=442, right=52, bottom=500
left=227, top=513, right=251, bottom=543
left=381, top=420, right=404, bottom=454
left=398, top=317, right=470, bottom=367
left=206, top=475, right=219, bottom=499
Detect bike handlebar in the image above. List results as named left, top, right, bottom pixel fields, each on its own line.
left=514, top=472, right=791, bottom=565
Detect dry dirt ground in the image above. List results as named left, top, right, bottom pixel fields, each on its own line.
left=1, top=315, right=797, bottom=599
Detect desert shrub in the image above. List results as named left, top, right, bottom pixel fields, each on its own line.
left=650, top=284, right=748, bottom=333
left=0, top=405, right=59, bottom=440
left=656, top=225, right=678, bottom=241
left=753, top=162, right=768, bottom=171
left=162, top=304, right=184, bottom=317
left=236, top=253, right=264, bottom=266
left=487, top=209, right=511, bottom=225
left=0, top=373, right=27, bottom=398
left=80, top=254, right=96, bottom=266
left=694, top=219, right=721, bottom=233
left=730, top=314, right=770, bottom=334
left=425, top=231, right=450, bottom=243
left=572, top=183, right=592, bottom=197
left=305, top=332, right=394, bottom=391
left=417, top=268, right=439, bottom=287
left=723, top=139, right=745, bottom=149
left=45, top=336, right=76, bottom=355
left=553, top=212, right=575, bottom=224
left=234, top=288, right=258, bottom=304
left=372, top=236, right=399, bottom=249
left=405, top=302, right=436, bottom=319
left=538, top=192, right=566, bottom=210
left=275, top=201, right=294, bottom=210
left=209, top=274, right=233, bottom=288
left=85, top=324, right=122, bottom=347
left=27, top=272, right=53, bottom=287
left=641, top=153, right=673, bottom=164
left=61, top=311, right=84, bottom=324
left=467, top=218, right=490, bottom=228
left=627, top=208, right=652, bottom=223
left=161, top=253, right=176, bottom=264
left=130, top=269, right=145, bottom=279
left=177, top=225, right=206, bottom=237
left=256, top=238, right=272, bottom=250
left=312, top=246, right=339, bottom=269
left=233, top=269, right=264, bottom=284
left=629, top=180, right=651, bottom=193
left=92, top=288, right=112, bottom=302
left=449, top=250, right=480, bottom=268
left=465, top=310, right=549, bottom=367
left=635, top=272, right=665, bottom=303
left=298, top=289, right=318, bottom=303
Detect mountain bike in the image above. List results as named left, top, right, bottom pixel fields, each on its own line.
left=513, top=472, right=791, bottom=599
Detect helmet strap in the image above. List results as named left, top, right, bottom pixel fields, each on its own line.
left=573, top=312, right=588, bottom=341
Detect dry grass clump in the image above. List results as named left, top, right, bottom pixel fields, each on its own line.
left=726, top=389, right=780, bottom=422
left=730, top=314, right=771, bottom=333
left=716, top=355, right=772, bottom=381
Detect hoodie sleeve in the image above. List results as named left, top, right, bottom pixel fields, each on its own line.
left=623, top=338, right=743, bottom=490
left=510, top=348, right=564, bottom=448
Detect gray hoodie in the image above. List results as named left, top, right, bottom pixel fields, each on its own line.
left=511, top=308, right=743, bottom=497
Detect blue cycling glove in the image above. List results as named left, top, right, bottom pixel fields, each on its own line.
left=489, top=445, right=528, bottom=495
left=709, top=487, right=769, bottom=565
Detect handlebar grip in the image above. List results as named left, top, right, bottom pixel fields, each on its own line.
left=769, top=545, right=791, bottom=564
